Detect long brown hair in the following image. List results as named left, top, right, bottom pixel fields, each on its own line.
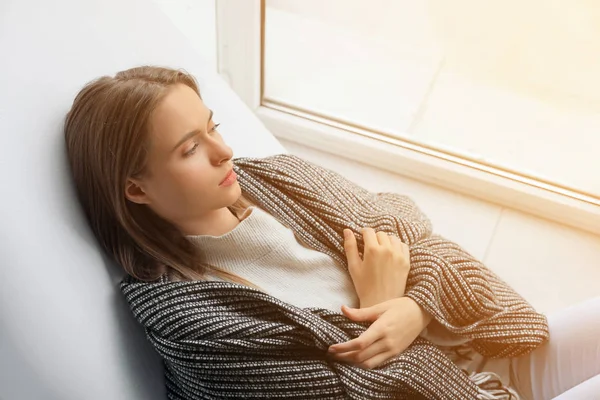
left=65, top=66, right=255, bottom=285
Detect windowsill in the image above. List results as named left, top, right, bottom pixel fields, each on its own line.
left=257, top=103, right=600, bottom=236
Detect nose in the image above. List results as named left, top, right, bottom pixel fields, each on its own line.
left=209, top=138, right=233, bottom=166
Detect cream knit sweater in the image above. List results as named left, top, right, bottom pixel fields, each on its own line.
left=187, top=206, right=470, bottom=347
left=187, top=206, right=359, bottom=312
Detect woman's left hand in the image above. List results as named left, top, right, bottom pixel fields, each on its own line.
left=327, top=297, right=433, bottom=369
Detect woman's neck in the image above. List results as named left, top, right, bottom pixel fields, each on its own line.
left=177, top=207, right=240, bottom=236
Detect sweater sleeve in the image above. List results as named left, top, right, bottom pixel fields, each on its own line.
left=405, top=236, right=549, bottom=358
left=375, top=193, right=549, bottom=358
left=120, top=280, right=481, bottom=399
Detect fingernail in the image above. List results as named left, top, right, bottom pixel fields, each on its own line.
left=343, top=229, right=350, bottom=239
left=328, top=347, right=337, bottom=353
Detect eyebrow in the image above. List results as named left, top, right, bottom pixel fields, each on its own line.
left=171, top=109, right=214, bottom=152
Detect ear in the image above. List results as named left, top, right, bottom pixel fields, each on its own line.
left=125, top=178, right=151, bottom=205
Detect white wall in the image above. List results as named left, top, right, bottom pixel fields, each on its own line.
left=151, top=0, right=217, bottom=71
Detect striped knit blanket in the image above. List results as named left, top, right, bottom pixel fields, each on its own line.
left=121, top=154, right=549, bottom=399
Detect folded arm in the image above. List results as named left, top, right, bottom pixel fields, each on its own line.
left=405, top=236, right=549, bottom=358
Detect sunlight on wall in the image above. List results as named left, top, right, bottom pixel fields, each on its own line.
left=151, top=0, right=217, bottom=71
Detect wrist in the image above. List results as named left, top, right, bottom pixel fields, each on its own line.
left=421, top=308, right=433, bottom=326
left=408, top=297, right=433, bottom=328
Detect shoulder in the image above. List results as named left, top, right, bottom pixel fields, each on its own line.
left=232, top=153, right=344, bottom=187
left=232, top=153, right=316, bottom=171
left=120, top=272, right=170, bottom=288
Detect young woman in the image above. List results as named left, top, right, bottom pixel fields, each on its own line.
left=64, top=66, right=599, bottom=399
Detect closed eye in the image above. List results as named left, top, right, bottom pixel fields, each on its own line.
left=184, top=123, right=220, bottom=157
left=184, top=142, right=199, bottom=157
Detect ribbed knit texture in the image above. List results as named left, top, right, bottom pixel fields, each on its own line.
left=121, top=154, right=549, bottom=400
left=186, top=206, right=359, bottom=312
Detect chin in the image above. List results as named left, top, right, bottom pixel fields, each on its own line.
left=228, top=182, right=242, bottom=201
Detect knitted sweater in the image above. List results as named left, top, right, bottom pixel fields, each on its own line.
left=186, top=205, right=468, bottom=350
left=121, top=154, right=549, bottom=400
left=187, top=206, right=359, bottom=312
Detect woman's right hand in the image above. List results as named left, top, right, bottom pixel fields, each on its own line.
left=343, top=227, right=410, bottom=308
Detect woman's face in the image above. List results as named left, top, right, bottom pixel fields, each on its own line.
left=125, top=83, right=241, bottom=228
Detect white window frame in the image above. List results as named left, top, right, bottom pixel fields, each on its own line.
left=216, top=0, right=600, bottom=236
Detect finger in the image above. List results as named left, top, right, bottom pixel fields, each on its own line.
left=394, top=238, right=410, bottom=259
left=389, top=235, right=404, bottom=254
left=359, top=350, right=396, bottom=370
left=342, top=229, right=361, bottom=266
left=376, top=231, right=391, bottom=247
left=341, top=304, right=386, bottom=322
left=331, top=338, right=388, bottom=364
left=361, top=227, right=377, bottom=252
left=328, top=329, right=382, bottom=355
left=402, top=242, right=410, bottom=259
left=329, top=316, right=387, bottom=353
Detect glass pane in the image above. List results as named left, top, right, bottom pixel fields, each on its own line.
left=264, top=0, right=600, bottom=197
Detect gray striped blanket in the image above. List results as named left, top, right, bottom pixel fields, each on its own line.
left=121, top=154, right=549, bottom=399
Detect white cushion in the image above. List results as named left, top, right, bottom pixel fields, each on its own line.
left=0, top=0, right=285, bottom=399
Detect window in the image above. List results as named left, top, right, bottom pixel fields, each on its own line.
left=217, top=0, right=600, bottom=234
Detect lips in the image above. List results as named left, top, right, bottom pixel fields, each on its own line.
left=219, top=168, right=235, bottom=185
